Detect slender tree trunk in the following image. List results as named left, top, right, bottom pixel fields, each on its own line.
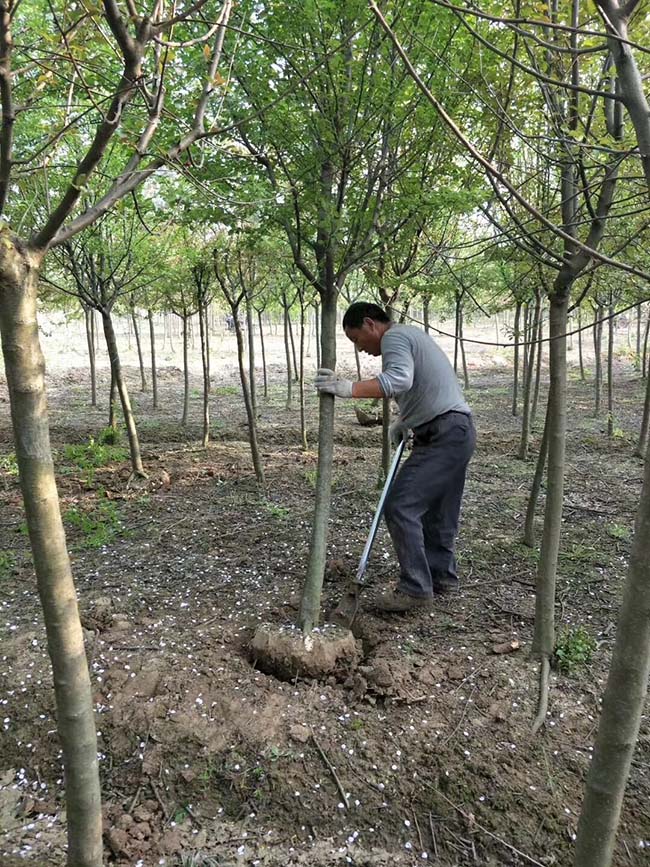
left=246, top=291, right=257, bottom=417
left=642, top=305, right=650, bottom=379
left=519, top=296, right=541, bottom=460
left=299, top=301, right=308, bottom=451
left=635, top=371, right=650, bottom=459
left=531, top=315, right=544, bottom=426
left=524, top=402, right=550, bottom=548
left=635, top=303, right=641, bottom=370
left=148, top=309, right=158, bottom=410
left=574, top=446, right=650, bottom=866
left=233, top=310, right=265, bottom=484
left=108, top=370, right=117, bottom=430
left=314, top=302, right=321, bottom=369
left=459, top=306, right=469, bottom=389
left=607, top=300, right=615, bottom=437
left=131, top=308, right=147, bottom=392
left=288, top=308, right=299, bottom=382
left=181, top=312, right=190, bottom=427
left=300, top=287, right=337, bottom=632
left=283, top=296, right=293, bottom=410
left=198, top=305, right=210, bottom=448
left=205, top=310, right=211, bottom=390
left=354, top=345, right=362, bottom=380
left=423, top=296, right=430, bottom=333
left=102, top=310, right=146, bottom=478
left=0, top=249, right=102, bottom=866
left=512, top=300, right=522, bottom=416
left=594, top=305, right=604, bottom=416
left=257, top=310, right=268, bottom=399
left=578, top=307, right=585, bottom=381
left=532, top=290, right=569, bottom=732
left=84, top=306, right=97, bottom=407
left=522, top=302, right=530, bottom=392
left=453, top=292, right=461, bottom=373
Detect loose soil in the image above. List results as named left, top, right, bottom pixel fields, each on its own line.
left=0, top=320, right=649, bottom=867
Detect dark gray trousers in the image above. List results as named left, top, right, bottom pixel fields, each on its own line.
left=383, top=411, right=476, bottom=598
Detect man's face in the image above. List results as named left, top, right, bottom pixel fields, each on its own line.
left=344, top=317, right=383, bottom=356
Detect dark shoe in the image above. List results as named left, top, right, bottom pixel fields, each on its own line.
left=375, top=589, right=433, bottom=613
left=432, top=579, right=459, bottom=596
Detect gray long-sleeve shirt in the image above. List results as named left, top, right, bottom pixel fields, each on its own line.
left=376, top=324, right=470, bottom=428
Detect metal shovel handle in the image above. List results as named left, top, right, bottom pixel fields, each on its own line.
left=355, top=437, right=406, bottom=584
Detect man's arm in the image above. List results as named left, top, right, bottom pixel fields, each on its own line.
left=351, top=378, right=385, bottom=398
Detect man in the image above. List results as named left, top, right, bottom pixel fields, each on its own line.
left=315, top=301, right=475, bottom=613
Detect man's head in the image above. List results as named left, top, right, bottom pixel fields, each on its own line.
left=342, top=302, right=391, bottom=356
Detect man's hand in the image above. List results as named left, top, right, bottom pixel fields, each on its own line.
left=389, top=417, right=409, bottom=447
left=315, top=368, right=354, bottom=398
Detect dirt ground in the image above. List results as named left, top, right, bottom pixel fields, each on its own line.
left=0, top=316, right=649, bottom=866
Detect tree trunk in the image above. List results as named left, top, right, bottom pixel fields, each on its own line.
left=84, top=306, right=97, bottom=407
left=101, top=310, right=146, bottom=478
left=423, top=295, right=430, bottom=333
left=453, top=292, right=461, bottom=373
left=459, top=305, right=469, bottom=389
left=246, top=291, right=257, bottom=417
left=181, top=312, right=190, bottom=427
left=523, top=400, right=550, bottom=549
left=531, top=314, right=544, bottom=426
left=519, top=295, right=541, bottom=460
left=532, top=289, right=569, bottom=731
left=642, top=304, right=650, bottom=379
left=574, top=447, right=650, bottom=866
left=512, top=300, right=522, bottom=416
left=256, top=310, right=268, bottom=399
left=233, top=310, right=265, bottom=485
left=594, top=305, right=604, bottom=416
left=131, top=307, right=147, bottom=392
left=578, top=307, right=585, bottom=381
left=148, top=309, right=158, bottom=410
left=198, top=305, right=210, bottom=448
left=283, top=295, right=293, bottom=410
left=635, top=370, right=650, bottom=459
left=314, top=302, right=321, bottom=369
left=300, top=287, right=337, bottom=632
left=299, top=301, right=308, bottom=451
left=0, top=246, right=102, bottom=867
left=354, top=345, right=362, bottom=380
left=635, top=303, right=641, bottom=371
left=108, top=369, right=117, bottom=430
left=607, top=300, right=615, bottom=437
left=288, top=307, right=299, bottom=382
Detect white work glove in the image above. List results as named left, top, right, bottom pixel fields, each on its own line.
left=389, top=418, right=409, bottom=447
left=314, top=368, right=353, bottom=398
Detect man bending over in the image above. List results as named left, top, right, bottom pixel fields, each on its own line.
left=315, top=301, right=475, bottom=613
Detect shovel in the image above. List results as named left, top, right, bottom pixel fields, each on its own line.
left=332, top=437, right=406, bottom=627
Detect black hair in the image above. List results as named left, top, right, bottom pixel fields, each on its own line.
left=342, top=301, right=390, bottom=330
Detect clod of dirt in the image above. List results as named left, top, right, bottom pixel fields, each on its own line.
left=250, top=622, right=359, bottom=680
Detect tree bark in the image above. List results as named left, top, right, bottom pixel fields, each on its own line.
left=523, top=400, right=550, bottom=549
left=532, top=289, right=569, bottom=730
left=233, top=309, right=265, bottom=484
left=573, top=446, right=650, bottom=867
left=635, top=369, right=650, bottom=459
left=283, top=294, right=293, bottom=410
left=257, top=310, right=268, bottom=398
left=108, top=369, right=117, bottom=430
left=299, top=300, right=308, bottom=451
left=299, top=287, right=337, bottom=632
left=594, top=304, right=604, bottom=416
left=314, top=301, right=321, bottom=369
left=519, top=294, right=541, bottom=460
left=287, top=306, right=299, bottom=381
left=459, top=305, right=469, bottom=389
left=607, top=300, right=615, bottom=437
left=181, top=312, right=190, bottom=427
left=101, top=310, right=146, bottom=477
left=84, top=306, right=97, bottom=407
left=578, top=306, right=585, bottom=381
left=423, top=295, right=430, bottom=334
left=198, top=305, right=210, bottom=448
left=0, top=244, right=102, bottom=867
left=148, top=309, right=158, bottom=410
left=531, top=314, right=544, bottom=427
left=246, top=290, right=257, bottom=417
left=131, top=307, right=147, bottom=392
left=512, top=300, right=522, bottom=416
left=642, top=304, right=650, bottom=379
